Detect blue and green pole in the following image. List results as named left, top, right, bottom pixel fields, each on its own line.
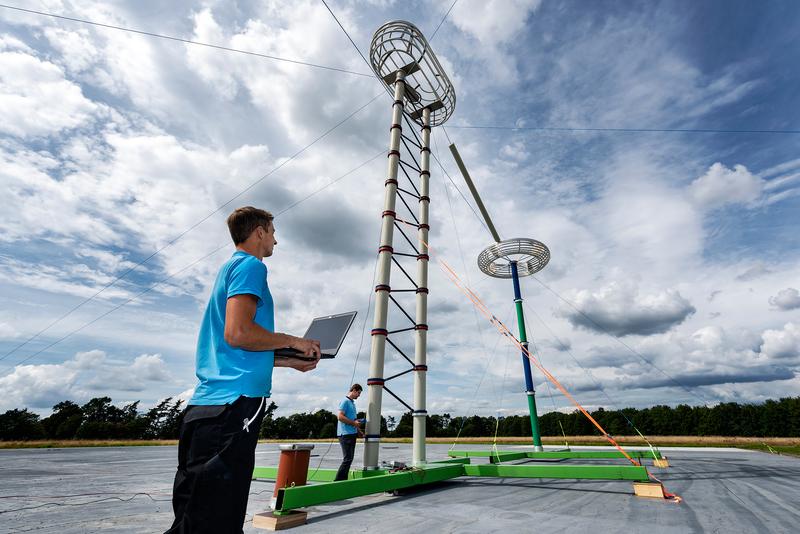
left=510, top=261, right=543, bottom=450
left=449, top=143, right=546, bottom=450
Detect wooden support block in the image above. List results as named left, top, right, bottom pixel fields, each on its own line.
left=633, top=482, right=666, bottom=499
left=653, top=458, right=670, bottom=468
left=253, top=510, right=308, bottom=531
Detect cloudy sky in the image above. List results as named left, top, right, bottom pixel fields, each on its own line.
left=0, top=0, right=798, bottom=423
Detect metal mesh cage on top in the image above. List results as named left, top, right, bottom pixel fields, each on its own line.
left=478, top=238, right=551, bottom=279
left=369, top=20, right=456, bottom=127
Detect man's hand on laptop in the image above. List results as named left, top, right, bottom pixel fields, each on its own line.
left=282, top=337, right=319, bottom=372
left=292, top=337, right=320, bottom=358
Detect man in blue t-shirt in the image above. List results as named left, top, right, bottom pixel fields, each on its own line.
left=334, top=383, right=363, bottom=481
left=166, top=206, right=321, bottom=534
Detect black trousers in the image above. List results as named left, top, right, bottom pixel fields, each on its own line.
left=335, top=434, right=357, bottom=481
left=165, top=396, right=266, bottom=534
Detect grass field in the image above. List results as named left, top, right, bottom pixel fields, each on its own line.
left=2, top=435, right=799, bottom=456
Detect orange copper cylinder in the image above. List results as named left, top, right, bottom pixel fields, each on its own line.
left=272, top=444, right=314, bottom=503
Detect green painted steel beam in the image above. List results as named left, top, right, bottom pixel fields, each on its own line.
left=448, top=449, right=662, bottom=460
left=448, top=450, right=526, bottom=461
left=490, top=452, right=528, bottom=463
left=431, top=457, right=472, bottom=465
left=275, top=464, right=466, bottom=512
left=253, top=466, right=333, bottom=482
left=252, top=466, right=387, bottom=482
left=462, top=463, right=650, bottom=481
left=525, top=450, right=662, bottom=460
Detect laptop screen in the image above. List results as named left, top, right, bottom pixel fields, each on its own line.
left=303, top=312, right=357, bottom=354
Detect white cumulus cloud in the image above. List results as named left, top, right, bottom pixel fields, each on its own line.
left=131, top=353, right=171, bottom=382
left=0, top=350, right=177, bottom=412
left=557, top=281, right=696, bottom=337
left=0, top=362, right=80, bottom=412
left=0, top=322, right=19, bottom=339
left=0, top=49, right=99, bottom=138
left=769, top=288, right=800, bottom=311
left=689, top=162, right=764, bottom=209
left=759, top=323, right=800, bottom=361
left=450, top=0, right=542, bottom=45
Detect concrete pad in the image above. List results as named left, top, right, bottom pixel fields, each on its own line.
left=1, top=443, right=799, bottom=533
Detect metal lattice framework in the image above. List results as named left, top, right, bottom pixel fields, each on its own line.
left=478, top=238, right=551, bottom=278
left=369, top=20, right=456, bottom=127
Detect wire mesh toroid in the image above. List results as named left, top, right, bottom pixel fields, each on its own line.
left=369, top=20, right=455, bottom=127
left=478, top=238, right=551, bottom=278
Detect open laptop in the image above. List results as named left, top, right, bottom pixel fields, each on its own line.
left=274, top=311, right=357, bottom=360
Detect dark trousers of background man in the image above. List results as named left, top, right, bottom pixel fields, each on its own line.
left=335, top=434, right=357, bottom=481
left=165, top=396, right=266, bottom=534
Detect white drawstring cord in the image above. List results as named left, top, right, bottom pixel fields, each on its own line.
left=242, top=397, right=266, bottom=433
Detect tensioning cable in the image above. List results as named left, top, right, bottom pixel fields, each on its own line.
left=0, top=4, right=373, bottom=78
left=492, top=343, right=513, bottom=454
left=529, top=274, right=712, bottom=407
left=522, top=298, right=661, bottom=460
left=434, top=127, right=499, bottom=408
left=449, top=305, right=513, bottom=451
left=526, top=334, right=570, bottom=447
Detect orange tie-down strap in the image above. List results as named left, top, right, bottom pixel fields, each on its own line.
left=407, top=227, right=681, bottom=502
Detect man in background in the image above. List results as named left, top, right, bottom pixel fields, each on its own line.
left=166, top=206, right=321, bottom=534
left=334, top=383, right=363, bottom=481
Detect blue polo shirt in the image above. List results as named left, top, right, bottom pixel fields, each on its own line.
left=189, top=250, right=275, bottom=405
left=337, top=397, right=357, bottom=436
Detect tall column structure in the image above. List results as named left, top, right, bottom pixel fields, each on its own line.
left=363, top=72, right=407, bottom=469
left=412, top=107, right=431, bottom=465
left=364, top=20, right=455, bottom=470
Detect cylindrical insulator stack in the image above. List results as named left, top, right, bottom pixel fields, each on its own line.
left=412, top=107, right=432, bottom=466
left=363, top=72, right=407, bottom=470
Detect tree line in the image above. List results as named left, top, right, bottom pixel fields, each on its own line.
left=2, top=396, right=799, bottom=441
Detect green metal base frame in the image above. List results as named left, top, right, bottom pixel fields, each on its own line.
left=448, top=449, right=662, bottom=462
left=254, top=456, right=650, bottom=513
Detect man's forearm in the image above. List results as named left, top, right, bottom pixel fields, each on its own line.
left=274, top=357, right=306, bottom=368
left=337, top=414, right=360, bottom=427
left=228, top=323, right=295, bottom=352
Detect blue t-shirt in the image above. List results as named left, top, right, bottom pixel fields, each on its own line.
left=337, top=397, right=357, bottom=436
left=190, top=251, right=275, bottom=405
